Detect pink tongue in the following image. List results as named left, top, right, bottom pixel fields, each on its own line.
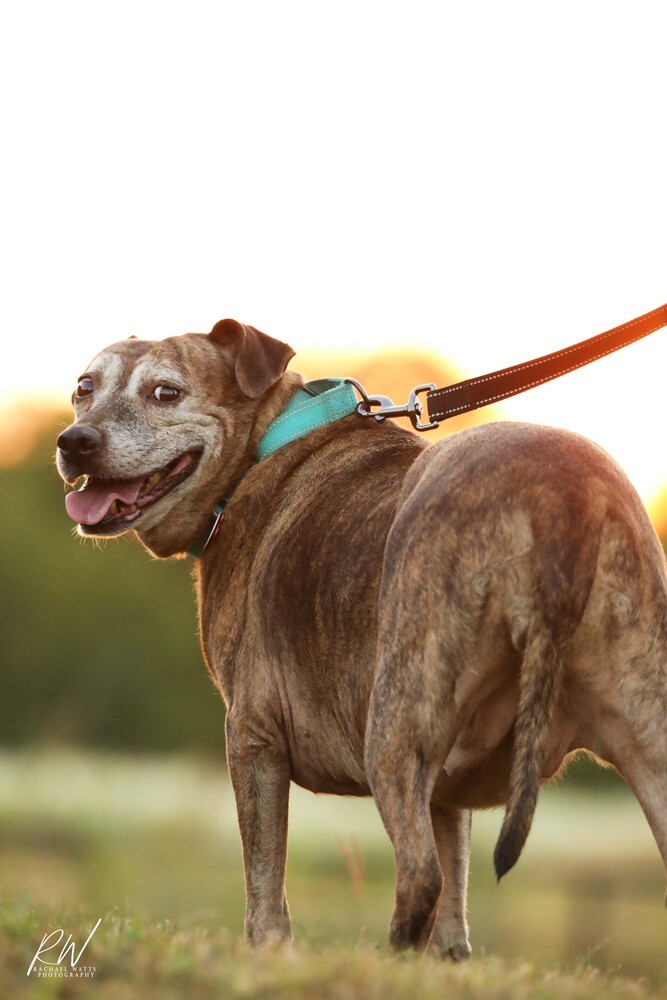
left=65, top=477, right=145, bottom=525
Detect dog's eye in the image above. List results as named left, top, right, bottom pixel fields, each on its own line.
left=75, top=377, right=94, bottom=398
left=153, top=385, right=180, bottom=403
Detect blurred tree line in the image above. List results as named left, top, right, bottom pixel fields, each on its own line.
left=1, top=409, right=662, bottom=790
left=0, top=415, right=224, bottom=755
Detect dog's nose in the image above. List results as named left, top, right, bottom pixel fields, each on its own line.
left=57, top=425, right=104, bottom=462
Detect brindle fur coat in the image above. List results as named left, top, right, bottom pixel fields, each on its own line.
left=56, top=320, right=667, bottom=956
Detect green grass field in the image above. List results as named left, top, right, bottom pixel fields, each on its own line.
left=1, top=750, right=665, bottom=998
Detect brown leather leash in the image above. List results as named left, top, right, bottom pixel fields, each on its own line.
left=351, top=302, right=667, bottom=429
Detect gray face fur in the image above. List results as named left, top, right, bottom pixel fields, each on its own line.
left=57, top=336, right=226, bottom=535
left=56, top=323, right=296, bottom=557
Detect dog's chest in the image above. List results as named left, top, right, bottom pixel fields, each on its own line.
left=198, top=563, right=376, bottom=795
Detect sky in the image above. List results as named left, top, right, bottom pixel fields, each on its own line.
left=1, top=1, right=666, bottom=507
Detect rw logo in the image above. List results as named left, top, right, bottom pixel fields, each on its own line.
left=26, top=917, right=101, bottom=979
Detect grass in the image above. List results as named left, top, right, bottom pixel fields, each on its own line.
left=1, top=749, right=666, bottom=998
left=3, top=905, right=665, bottom=1000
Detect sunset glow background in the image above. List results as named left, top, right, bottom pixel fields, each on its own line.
left=2, top=5, right=667, bottom=986
left=1, top=1, right=666, bottom=518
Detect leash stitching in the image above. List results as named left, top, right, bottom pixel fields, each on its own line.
left=429, top=318, right=666, bottom=419
left=430, top=306, right=666, bottom=401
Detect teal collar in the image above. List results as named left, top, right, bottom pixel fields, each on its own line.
left=255, top=378, right=359, bottom=460
left=188, top=378, right=358, bottom=558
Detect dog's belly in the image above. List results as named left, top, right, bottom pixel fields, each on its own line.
left=291, top=769, right=371, bottom=797
left=288, top=732, right=370, bottom=797
left=286, top=686, right=577, bottom=805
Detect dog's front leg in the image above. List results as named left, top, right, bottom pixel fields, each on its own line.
left=225, top=713, right=292, bottom=945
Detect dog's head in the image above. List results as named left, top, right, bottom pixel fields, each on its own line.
left=56, top=320, right=296, bottom=558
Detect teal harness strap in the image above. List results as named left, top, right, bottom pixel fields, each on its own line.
left=188, top=378, right=359, bottom=557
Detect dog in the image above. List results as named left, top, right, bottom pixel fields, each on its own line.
left=55, top=318, right=667, bottom=957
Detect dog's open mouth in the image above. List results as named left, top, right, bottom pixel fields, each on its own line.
left=65, top=450, right=201, bottom=533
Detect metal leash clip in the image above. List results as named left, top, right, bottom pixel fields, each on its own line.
left=345, top=378, right=439, bottom=432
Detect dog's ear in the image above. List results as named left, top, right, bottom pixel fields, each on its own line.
left=209, top=319, right=295, bottom=399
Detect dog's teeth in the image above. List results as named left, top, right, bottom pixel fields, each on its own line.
left=140, top=473, right=159, bottom=496
left=108, top=500, right=120, bottom=516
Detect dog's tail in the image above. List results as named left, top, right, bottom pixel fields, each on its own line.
left=493, top=624, right=565, bottom=881
left=493, top=522, right=601, bottom=881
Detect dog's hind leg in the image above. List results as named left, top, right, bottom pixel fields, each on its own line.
left=428, top=805, right=472, bottom=960
left=582, top=660, right=667, bottom=903
left=365, top=729, right=444, bottom=952
left=365, top=626, right=462, bottom=952
left=619, top=760, right=667, bottom=904
left=583, top=526, right=667, bottom=904
left=593, top=648, right=667, bottom=904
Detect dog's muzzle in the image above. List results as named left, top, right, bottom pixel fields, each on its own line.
left=58, top=432, right=202, bottom=535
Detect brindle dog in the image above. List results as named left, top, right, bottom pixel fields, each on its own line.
left=56, top=319, right=667, bottom=957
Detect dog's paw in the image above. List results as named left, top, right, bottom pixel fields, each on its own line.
left=445, top=937, right=472, bottom=962
left=245, top=916, right=293, bottom=948
left=428, top=927, right=472, bottom=962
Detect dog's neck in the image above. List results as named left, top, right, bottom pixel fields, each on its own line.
left=246, top=370, right=305, bottom=458
left=188, top=375, right=360, bottom=558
